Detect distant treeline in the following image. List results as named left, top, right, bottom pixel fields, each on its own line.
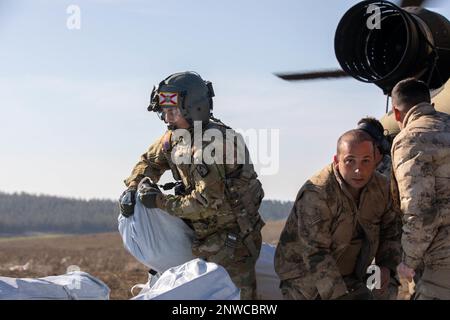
left=0, top=191, right=292, bottom=235
left=0, top=192, right=119, bottom=235
left=259, top=199, right=293, bottom=221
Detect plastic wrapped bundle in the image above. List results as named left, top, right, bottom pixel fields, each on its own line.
left=0, top=271, right=110, bottom=300
left=118, top=193, right=195, bottom=273
left=132, top=258, right=240, bottom=300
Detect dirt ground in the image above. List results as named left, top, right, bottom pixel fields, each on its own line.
left=0, top=220, right=286, bottom=300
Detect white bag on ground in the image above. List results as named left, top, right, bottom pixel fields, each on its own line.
left=118, top=193, right=195, bottom=273
left=0, top=271, right=110, bottom=300
left=255, top=243, right=283, bottom=300
left=132, top=258, right=240, bottom=300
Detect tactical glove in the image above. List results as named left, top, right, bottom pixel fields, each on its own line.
left=119, top=188, right=136, bottom=218
left=138, top=178, right=162, bottom=209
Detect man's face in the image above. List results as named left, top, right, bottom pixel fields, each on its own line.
left=334, top=140, right=377, bottom=192
left=162, top=107, right=190, bottom=129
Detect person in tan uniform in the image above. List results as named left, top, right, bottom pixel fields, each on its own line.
left=391, top=78, right=450, bottom=300
left=274, top=130, right=401, bottom=300
left=119, top=72, right=265, bottom=299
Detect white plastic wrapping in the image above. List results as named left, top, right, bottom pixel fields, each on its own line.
left=132, top=258, right=240, bottom=300
left=118, top=192, right=282, bottom=299
left=0, top=271, right=110, bottom=300
left=118, top=194, right=195, bottom=273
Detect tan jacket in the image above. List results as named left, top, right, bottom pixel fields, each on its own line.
left=392, top=102, right=450, bottom=271
left=274, top=164, right=401, bottom=300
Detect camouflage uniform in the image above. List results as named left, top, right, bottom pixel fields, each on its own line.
left=274, top=164, right=401, bottom=300
left=124, top=120, right=265, bottom=300
left=391, top=102, right=450, bottom=299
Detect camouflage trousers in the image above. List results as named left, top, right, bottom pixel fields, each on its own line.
left=192, top=228, right=262, bottom=300
left=280, top=275, right=398, bottom=300
left=280, top=279, right=310, bottom=300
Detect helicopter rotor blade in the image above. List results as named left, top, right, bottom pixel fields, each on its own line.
left=275, top=69, right=349, bottom=81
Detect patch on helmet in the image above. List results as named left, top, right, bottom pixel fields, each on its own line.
left=159, top=92, right=178, bottom=106
left=196, top=164, right=209, bottom=178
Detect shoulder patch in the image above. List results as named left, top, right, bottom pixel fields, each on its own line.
left=162, top=131, right=173, bottom=152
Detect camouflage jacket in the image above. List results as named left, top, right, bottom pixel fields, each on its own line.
left=124, top=121, right=264, bottom=241
left=274, top=164, right=401, bottom=300
left=392, top=102, right=450, bottom=270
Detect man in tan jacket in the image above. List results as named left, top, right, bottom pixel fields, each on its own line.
left=274, top=130, right=401, bottom=300
left=391, top=78, right=450, bottom=300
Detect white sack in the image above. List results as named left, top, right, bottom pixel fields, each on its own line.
left=0, top=271, right=110, bottom=300
left=118, top=193, right=195, bottom=273
left=132, top=258, right=240, bottom=300
left=119, top=192, right=283, bottom=299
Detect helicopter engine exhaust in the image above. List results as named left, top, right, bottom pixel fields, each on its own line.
left=335, top=0, right=450, bottom=94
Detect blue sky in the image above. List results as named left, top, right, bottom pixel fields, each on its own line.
left=1, top=0, right=449, bottom=201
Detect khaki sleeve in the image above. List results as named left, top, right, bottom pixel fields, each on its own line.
left=392, top=136, right=438, bottom=269
left=159, top=162, right=227, bottom=220
left=375, top=195, right=402, bottom=273
left=124, top=134, right=171, bottom=189
left=296, top=190, right=348, bottom=299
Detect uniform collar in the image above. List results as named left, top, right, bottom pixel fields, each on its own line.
left=402, top=102, right=436, bottom=129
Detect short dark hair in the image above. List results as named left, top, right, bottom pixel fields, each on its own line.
left=357, top=117, right=384, bottom=139
left=357, top=117, right=384, bottom=150
left=391, top=78, right=431, bottom=112
left=337, top=129, right=375, bottom=156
